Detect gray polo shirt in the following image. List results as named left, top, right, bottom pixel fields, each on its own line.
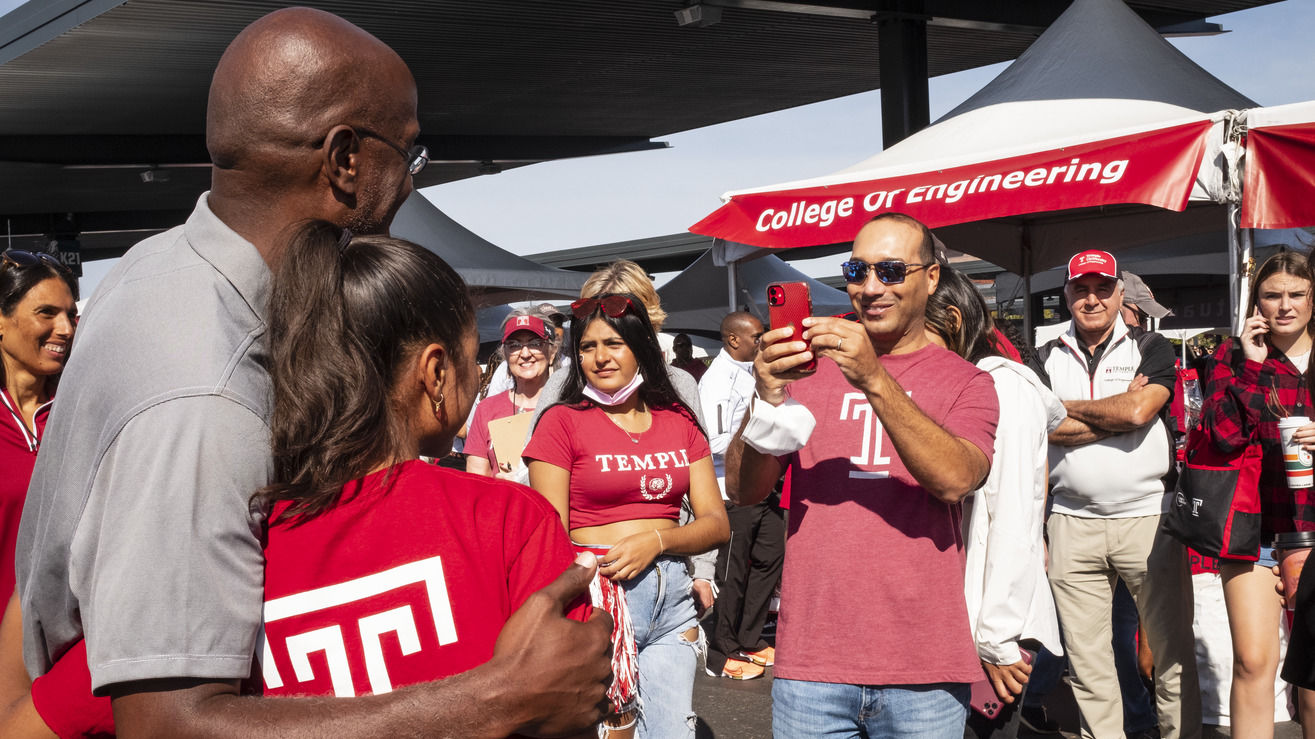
left=16, top=193, right=273, bottom=692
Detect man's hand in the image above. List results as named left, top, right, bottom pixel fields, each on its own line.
left=691, top=579, right=715, bottom=619
left=1127, top=373, right=1148, bottom=393
left=982, top=658, right=1031, bottom=703
left=801, top=316, right=885, bottom=395
left=754, top=325, right=819, bottom=405
left=492, top=552, right=614, bottom=737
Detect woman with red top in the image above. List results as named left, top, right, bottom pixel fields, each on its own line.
left=525, top=293, right=729, bottom=739
left=0, top=251, right=111, bottom=738
left=1202, top=250, right=1315, bottom=737
left=466, top=311, right=556, bottom=478
left=254, top=221, right=602, bottom=721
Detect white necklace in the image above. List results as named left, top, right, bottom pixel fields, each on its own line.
left=606, top=409, right=645, bottom=444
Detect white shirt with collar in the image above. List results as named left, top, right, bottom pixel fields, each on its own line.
left=697, top=348, right=757, bottom=500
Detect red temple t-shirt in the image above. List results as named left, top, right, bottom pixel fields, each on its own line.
left=523, top=404, right=710, bottom=529
left=260, top=460, right=582, bottom=697
left=776, top=346, right=998, bottom=685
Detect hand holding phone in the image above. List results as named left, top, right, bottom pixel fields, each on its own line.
left=1240, top=305, right=1269, bottom=364
left=767, top=282, right=815, bottom=372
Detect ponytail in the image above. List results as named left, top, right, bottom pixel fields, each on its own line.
left=257, top=220, right=475, bottom=522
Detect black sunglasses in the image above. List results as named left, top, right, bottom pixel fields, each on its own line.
left=2, top=250, right=66, bottom=272
left=840, top=259, right=935, bottom=285
left=570, top=294, right=638, bottom=321
left=352, top=126, right=429, bottom=176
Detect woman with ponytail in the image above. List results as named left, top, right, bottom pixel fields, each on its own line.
left=255, top=221, right=591, bottom=706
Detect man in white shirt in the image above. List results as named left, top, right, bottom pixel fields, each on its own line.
left=698, top=311, right=783, bottom=680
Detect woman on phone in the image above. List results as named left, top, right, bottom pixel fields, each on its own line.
left=465, top=311, right=556, bottom=478
left=525, top=293, right=728, bottom=738
left=1202, top=250, right=1315, bottom=737
left=256, top=221, right=598, bottom=705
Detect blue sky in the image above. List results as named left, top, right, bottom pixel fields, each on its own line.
left=3, top=0, right=1312, bottom=290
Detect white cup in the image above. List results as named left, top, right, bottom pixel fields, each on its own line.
left=1279, top=416, right=1313, bottom=489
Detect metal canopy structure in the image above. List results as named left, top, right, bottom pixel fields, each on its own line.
left=0, top=0, right=1280, bottom=258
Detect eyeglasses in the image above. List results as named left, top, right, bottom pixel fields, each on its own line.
left=354, top=126, right=429, bottom=176
left=571, top=294, right=638, bottom=321
left=2, top=250, right=66, bottom=272
left=504, top=339, right=550, bottom=354
left=840, top=260, right=935, bottom=285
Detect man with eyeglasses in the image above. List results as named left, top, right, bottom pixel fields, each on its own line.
left=15, top=8, right=610, bottom=737
left=725, top=212, right=998, bottom=737
left=1037, top=250, right=1199, bottom=739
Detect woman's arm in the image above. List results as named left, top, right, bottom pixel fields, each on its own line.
left=528, top=460, right=571, bottom=530
left=600, top=457, right=730, bottom=582
left=1201, top=340, right=1265, bottom=454
left=466, top=455, right=493, bottom=477
left=0, top=594, right=57, bottom=739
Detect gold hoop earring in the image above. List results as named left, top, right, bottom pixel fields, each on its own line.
left=432, top=392, right=445, bottom=416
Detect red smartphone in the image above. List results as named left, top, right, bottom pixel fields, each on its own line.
left=766, top=281, right=815, bottom=372
left=969, top=649, right=1034, bottom=719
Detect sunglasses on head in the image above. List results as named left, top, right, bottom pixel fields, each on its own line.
left=840, top=259, right=934, bottom=285
left=2, top=250, right=65, bottom=272
left=570, top=294, right=637, bottom=321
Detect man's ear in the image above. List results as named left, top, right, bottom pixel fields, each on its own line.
left=322, top=124, right=361, bottom=197
left=925, top=261, right=941, bottom=295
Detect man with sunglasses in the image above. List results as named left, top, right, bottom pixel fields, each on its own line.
left=725, top=213, right=999, bottom=737
left=15, top=8, right=610, bottom=738
left=1037, top=250, right=1199, bottom=739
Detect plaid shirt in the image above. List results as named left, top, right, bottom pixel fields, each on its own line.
left=1202, top=337, right=1315, bottom=537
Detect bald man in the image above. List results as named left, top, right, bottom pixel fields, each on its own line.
left=15, top=9, right=609, bottom=737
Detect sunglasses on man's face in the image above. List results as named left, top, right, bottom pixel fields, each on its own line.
left=570, top=294, right=637, bottom=321
left=840, top=259, right=934, bottom=285
left=2, top=250, right=65, bottom=271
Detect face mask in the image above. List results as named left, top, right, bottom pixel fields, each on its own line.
left=583, top=371, right=645, bottom=407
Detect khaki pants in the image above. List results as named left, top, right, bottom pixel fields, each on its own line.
left=1048, top=512, right=1201, bottom=739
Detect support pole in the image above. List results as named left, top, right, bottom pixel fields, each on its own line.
left=727, top=259, right=738, bottom=313
left=877, top=12, right=930, bottom=147
left=1021, top=228, right=1034, bottom=346
left=1228, top=203, right=1253, bottom=337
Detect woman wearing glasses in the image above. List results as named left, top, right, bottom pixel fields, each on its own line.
left=465, top=311, right=556, bottom=478
left=0, top=251, right=113, bottom=736
left=525, top=293, right=729, bottom=739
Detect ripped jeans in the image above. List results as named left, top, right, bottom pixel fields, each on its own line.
left=622, top=554, right=702, bottom=738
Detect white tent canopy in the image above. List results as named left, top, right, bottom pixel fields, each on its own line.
left=695, top=0, right=1253, bottom=277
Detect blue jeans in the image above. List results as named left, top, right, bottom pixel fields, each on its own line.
left=772, top=678, right=969, bottom=738
left=1113, top=578, right=1157, bottom=733
left=622, top=555, right=701, bottom=738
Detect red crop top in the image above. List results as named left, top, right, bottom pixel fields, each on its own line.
left=523, top=403, right=711, bottom=529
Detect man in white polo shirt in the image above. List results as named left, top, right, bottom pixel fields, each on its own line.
left=1038, top=249, right=1200, bottom=739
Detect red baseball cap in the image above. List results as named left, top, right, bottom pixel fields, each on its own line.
left=1066, top=250, right=1118, bottom=282
left=502, top=314, right=549, bottom=342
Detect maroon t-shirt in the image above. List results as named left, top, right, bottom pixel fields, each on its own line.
left=776, top=346, right=998, bottom=685
left=524, top=404, right=710, bottom=529
left=261, top=461, right=583, bottom=697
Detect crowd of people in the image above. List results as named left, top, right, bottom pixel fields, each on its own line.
left=4, top=7, right=1315, bottom=739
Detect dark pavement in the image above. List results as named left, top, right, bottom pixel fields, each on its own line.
left=691, top=653, right=1305, bottom=738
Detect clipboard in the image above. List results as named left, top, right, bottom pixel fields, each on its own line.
left=488, top=412, right=535, bottom=472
